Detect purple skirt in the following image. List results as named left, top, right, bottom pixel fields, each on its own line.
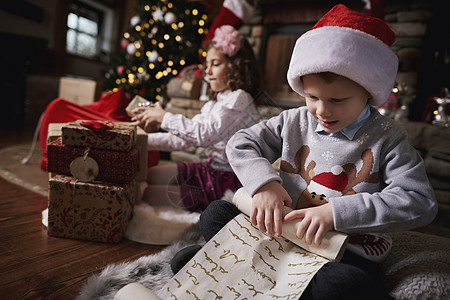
left=177, top=160, right=242, bottom=213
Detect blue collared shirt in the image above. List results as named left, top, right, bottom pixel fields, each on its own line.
left=315, top=104, right=371, bottom=140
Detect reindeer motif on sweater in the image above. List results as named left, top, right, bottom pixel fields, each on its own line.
left=281, top=145, right=380, bottom=209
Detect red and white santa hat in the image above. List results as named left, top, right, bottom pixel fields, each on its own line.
left=203, top=0, right=255, bottom=48
left=307, top=166, right=348, bottom=198
left=287, top=4, right=398, bottom=106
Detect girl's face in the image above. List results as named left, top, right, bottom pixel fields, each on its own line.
left=205, top=47, right=230, bottom=93
left=303, top=73, right=370, bottom=134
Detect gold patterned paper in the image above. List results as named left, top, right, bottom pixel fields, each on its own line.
left=160, top=213, right=329, bottom=299
left=47, top=175, right=135, bottom=243
left=61, top=120, right=137, bottom=152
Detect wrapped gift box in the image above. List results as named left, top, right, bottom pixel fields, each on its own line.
left=47, top=124, right=62, bottom=144
left=47, top=138, right=139, bottom=183
left=48, top=123, right=148, bottom=181
left=48, top=175, right=135, bottom=243
left=134, top=126, right=148, bottom=181
left=58, top=77, right=102, bottom=105
left=62, top=120, right=137, bottom=152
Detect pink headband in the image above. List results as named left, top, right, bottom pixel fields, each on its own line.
left=212, top=25, right=241, bottom=57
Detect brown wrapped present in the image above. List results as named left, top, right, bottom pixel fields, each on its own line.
left=47, top=137, right=139, bottom=183
left=48, top=175, right=135, bottom=243
left=135, top=126, right=148, bottom=181
left=61, top=120, right=137, bottom=152
left=48, top=123, right=148, bottom=181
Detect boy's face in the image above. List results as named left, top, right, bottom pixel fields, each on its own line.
left=303, top=73, right=371, bottom=134
left=205, top=47, right=230, bottom=93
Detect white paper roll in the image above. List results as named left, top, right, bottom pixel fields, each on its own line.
left=232, top=188, right=348, bottom=262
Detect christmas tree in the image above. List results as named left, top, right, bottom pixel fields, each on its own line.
left=104, top=0, right=209, bottom=101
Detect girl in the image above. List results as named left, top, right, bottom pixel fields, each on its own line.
left=132, top=25, right=262, bottom=212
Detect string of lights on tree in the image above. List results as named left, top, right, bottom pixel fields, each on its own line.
left=104, top=0, right=209, bottom=101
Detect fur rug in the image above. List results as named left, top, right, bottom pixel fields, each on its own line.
left=76, top=191, right=234, bottom=299
left=76, top=222, right=205, bottom=300
left=76, top=229, right=450, bottom=300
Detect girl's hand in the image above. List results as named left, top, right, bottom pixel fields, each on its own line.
left=283, top=203, right=334, bottom=246
left=132, top=102, right=166, bottom=133
left=251, top=181, right=293, bottom=237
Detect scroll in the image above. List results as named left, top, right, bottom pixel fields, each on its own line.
left=233, top=188, right=349, bottom=262
left=159, top=213, right=330, bottom=299
left=156, top=189, right=349, bottom=299
left=114, top=190, right=373, bottom=299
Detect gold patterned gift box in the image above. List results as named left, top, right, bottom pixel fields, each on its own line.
left=48, top=175, right=135, bottom=243
left=61, top=120, right=137, bottom=152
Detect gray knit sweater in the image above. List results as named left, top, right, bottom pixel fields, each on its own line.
left=226, top=106, right=438, bottom=234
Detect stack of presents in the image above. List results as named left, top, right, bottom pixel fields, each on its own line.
left=46, top=120, right=148, bottom=243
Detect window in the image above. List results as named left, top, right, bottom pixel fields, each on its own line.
left=66, top=1, right=103, bottom=58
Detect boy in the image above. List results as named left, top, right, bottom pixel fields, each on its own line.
left=173, top=5, right=437, bottom=299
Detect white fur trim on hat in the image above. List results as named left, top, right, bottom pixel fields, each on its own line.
left=223, top=0, right=255, bottom=22
left=287, top=26, right=398, bottom=106
left=307, top=180, right=343, bottom=198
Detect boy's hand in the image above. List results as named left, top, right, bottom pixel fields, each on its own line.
left=251, top=181, right=292, bottom=237
left=283, top=203, right=334, bottom=246
left=132, top=102, right=166, bottom=132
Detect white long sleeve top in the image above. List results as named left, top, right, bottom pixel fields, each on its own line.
left=147, top=89, right=260, bottom=171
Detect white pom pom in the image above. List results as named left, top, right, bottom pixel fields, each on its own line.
left=331, top=165, right=344, bottom=175
left=152, top=8, right=164, bottom=21
left=148, top=50, right=158, bottom=62
left=137, top=70, right=147, bottom=80
left=130, top=15, right=140, bottom=26
left=164, top=12, right=176, bottom=24
left=127, top=43, right=136, bottom=55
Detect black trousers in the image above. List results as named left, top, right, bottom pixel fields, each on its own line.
left=199, top=200, right=392, bottom=300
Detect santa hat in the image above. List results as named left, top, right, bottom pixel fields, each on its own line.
left=287, top=4, right=398, bottom=106
left=203, top=0, right=255, bottom=47
left=307, top=166, right=348, bottom=198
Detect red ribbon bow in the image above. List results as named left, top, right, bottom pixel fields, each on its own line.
left=80, top=121, right=114, bottom=132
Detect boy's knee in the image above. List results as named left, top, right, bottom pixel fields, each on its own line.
left=200, top=200, right=235, bottom=221
left=200, top=200, right=240, bottom=241
left=303, top=262, right=380, bottom=300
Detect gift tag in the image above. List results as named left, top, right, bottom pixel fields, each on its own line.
left=70, top=156, right=99, bottom=182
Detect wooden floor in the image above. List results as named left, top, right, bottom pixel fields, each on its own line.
left=0, top=126, right=165, bottom=299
